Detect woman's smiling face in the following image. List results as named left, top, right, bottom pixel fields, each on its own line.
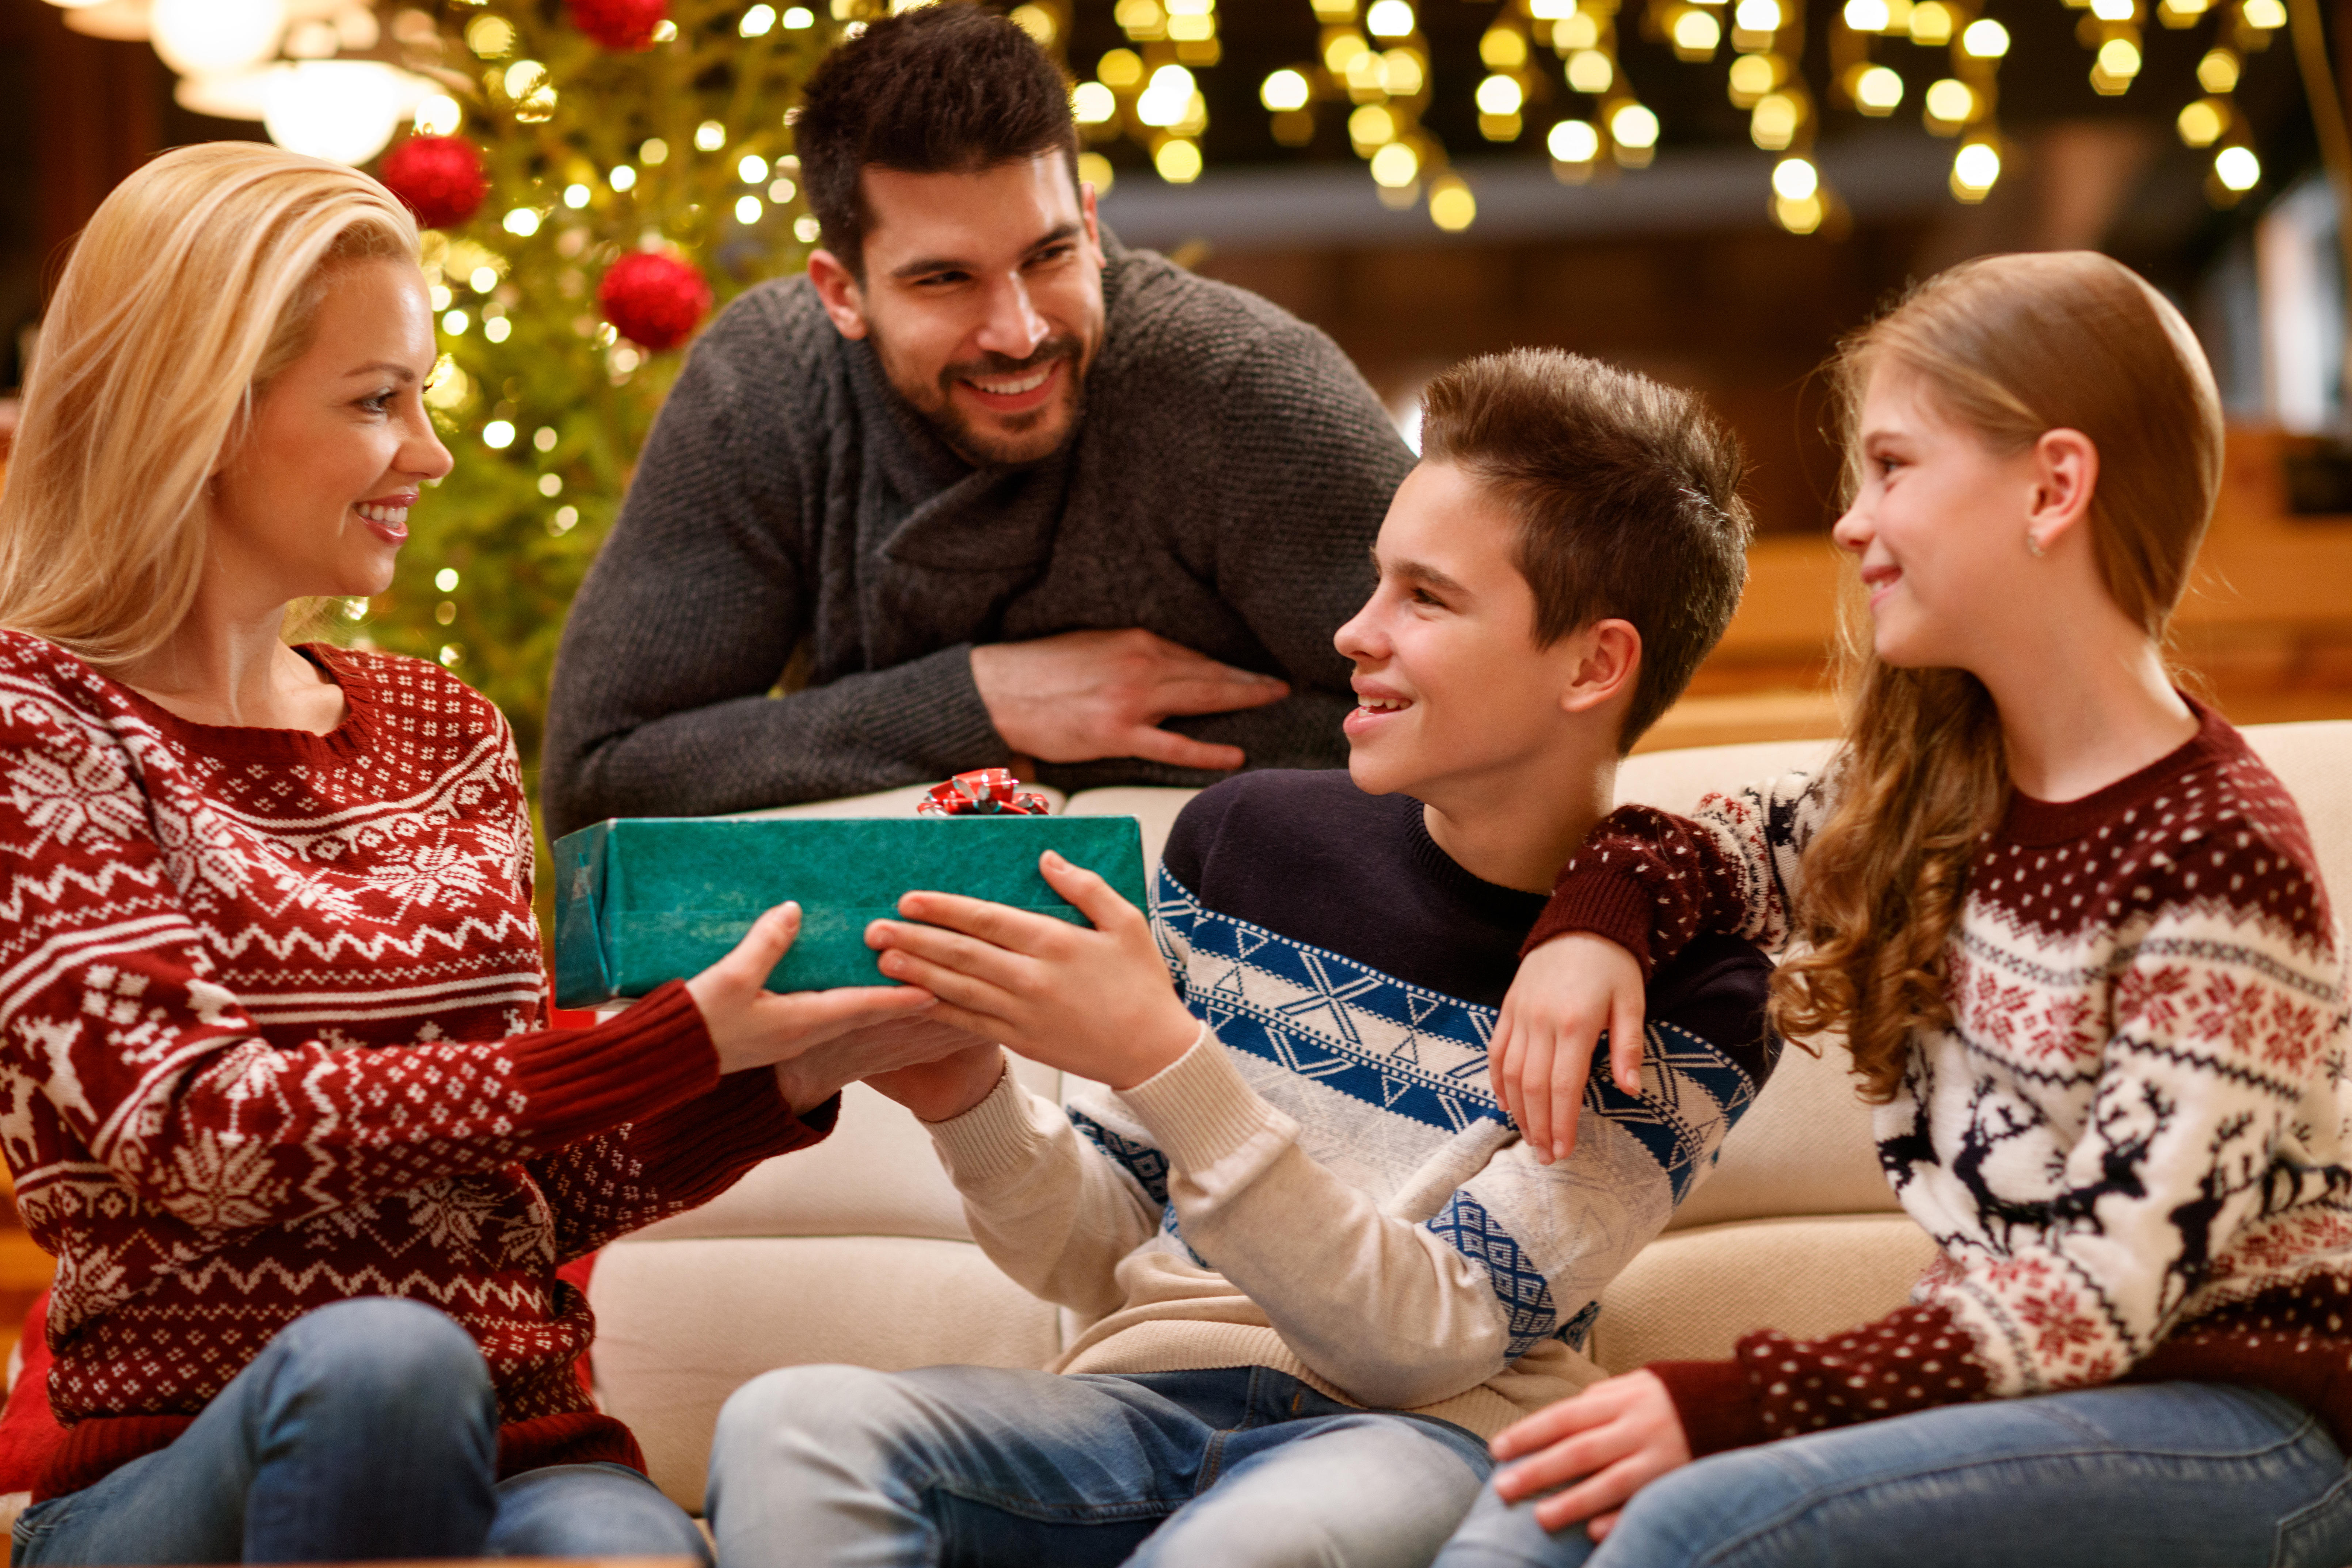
left=208, top=256, right=452, bottom=607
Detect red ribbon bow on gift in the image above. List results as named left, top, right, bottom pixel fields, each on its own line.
left=916, top=768, right=1054, bottom=817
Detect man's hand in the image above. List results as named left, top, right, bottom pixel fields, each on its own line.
left=970, top=629, right=1289, bottom=772
left=1492, top=933, right=1649, bottom=1166
left=866, top=851, right=1200, bottom=1089
left=1488, top=1369, right=1691, bottom=1540
left=772, top=1013, right=998, bottom=1116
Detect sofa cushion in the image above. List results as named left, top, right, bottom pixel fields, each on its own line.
left=589, top=1234, right=1062, bottom=1511
left=1587, top=1214, right=1940, bottom=1373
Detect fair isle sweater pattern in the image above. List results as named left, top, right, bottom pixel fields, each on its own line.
left=0, top=632, right=815, bottom=1494
left=1062, top=862, right=1771, bottom=1361
left=1529, top=702, right=2352, bottom=1450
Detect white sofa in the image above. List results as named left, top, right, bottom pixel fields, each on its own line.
left=575, top=722, right=2352, bottom=1515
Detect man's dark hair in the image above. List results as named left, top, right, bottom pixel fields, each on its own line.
left=796, top=2, right=1080, bottom=277
left=1417, top=349, right=1752, bottom=753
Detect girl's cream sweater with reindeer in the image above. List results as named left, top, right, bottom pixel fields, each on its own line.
left=1527, top=700, right=2352, bottom=1455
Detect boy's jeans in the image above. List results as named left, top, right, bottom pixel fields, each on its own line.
left=707, top=1361, right=1492, bottom=1568
left=1436, top=1381, right=2352, bottom=1568
left=12, top=1296, right=708, bottom=1565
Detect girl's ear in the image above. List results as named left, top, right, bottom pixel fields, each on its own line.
left=2025, top=427, right=2099, bottom=555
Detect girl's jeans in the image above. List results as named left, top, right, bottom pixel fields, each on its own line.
left=11, top=1296, right=708, bottom=1565
left=1437, top=1382, right=2352, bottom=1568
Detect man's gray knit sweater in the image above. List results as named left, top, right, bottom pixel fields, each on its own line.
left=541, top=240, right=1413, bottom=839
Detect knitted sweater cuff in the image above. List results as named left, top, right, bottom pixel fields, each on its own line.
left=1118, top=1024, right=1288, bottom=1175
left=509, top=981, right=718, bottom=1151
left=856, top=643, right=1011, bottom=778
left=1650, top=1359, right=1769, bottom=1457
left=927, top=1063, right=1044, bottom=1184
left=1523, top=865, right=1659, bottom=977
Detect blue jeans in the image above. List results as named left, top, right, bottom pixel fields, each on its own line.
left=11, top=1297, right=708, bottom=1564
left=706, top=1362, right=1492, bottom=1568
left=1436, top=1382, right=2352, bottom=1568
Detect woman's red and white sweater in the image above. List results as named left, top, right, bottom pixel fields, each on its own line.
left=1527, top=701, right=2351, bottom=1454
left=0, top=631, right=828, bottom=1500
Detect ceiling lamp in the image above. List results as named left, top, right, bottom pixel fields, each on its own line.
left=263, top=60, right=410, bottom=166
left=151, top=0, right=287, bottom=75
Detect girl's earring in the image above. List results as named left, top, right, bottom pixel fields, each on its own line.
left=2025, top=531, right=2045, bottom=557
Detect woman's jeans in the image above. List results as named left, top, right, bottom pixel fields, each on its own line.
left=706, top=1360, right=1492, bottom=1568
left=1436, top=1382, right=2352, bottom=1568
left=11, top=1296, right=709, bottom=1565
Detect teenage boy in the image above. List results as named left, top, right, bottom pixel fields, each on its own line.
left=704, top=350, right=1777, bottom=1568
left=541, top=1, right=1412, bottom=837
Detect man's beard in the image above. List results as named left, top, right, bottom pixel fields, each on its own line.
left=872, top=330, right=1089, bottom=468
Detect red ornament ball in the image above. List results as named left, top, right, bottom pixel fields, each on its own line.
left=598, top=251, right=712, bottom=351
left=567, top=0, right=667, bottom=49
left=378, top=136, right=488, bottom=231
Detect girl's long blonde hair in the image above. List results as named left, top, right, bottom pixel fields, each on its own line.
left=1771, top=251, right=2225, bottom=1101
left=0, top=142, right=418, bottom=669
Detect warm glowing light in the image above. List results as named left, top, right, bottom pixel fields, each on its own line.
left=739, top=153, right=770, bottom=183
left=793, top=213, right=821, bottom=243
left=1854, top=64, right=1903, bottom=112
left=783, top=5, right=814, bottom=25
left=1370, top=140, right=1421, bottom=186
left=1099, top=48, right=1145, bottom=86
left=735, top=195, right=763, bottom=224
left=2096, top=37, right=2142, bottom=77
left=534, top=427, right=558, bottom=452
left=1350, top=103, right=1397, bottom=146
left=1366, top=0, right=1416, bottom=37
left=1074, top=81, right=1118, bottom=122
left=1553, top=11, right=1601, bottom=48
left=538, top=473, right=563, bottom=497
left=263, top=61, right=406, bottom=166
left=2214, top=144, right=2260, bottom=188
left=2197, top=47, right=2240, bottom=91
left=1907, top=1, right=1952, bottom=42
left=1751, top=91, right=1800, bottom=148
left=1728, top=52, right=1780, bottom=101
left=610, top=165, right=638, bottom=192
left=1153, top=137, right=1203, bottom=182
left=1480, top=24, right=1528, bottom=66
left=2089, top=0, right=2134, bottom=17
left=503, top=208, right=540, bottom=237
left=694, top=120, right=726, bottom=152
left=1842, top=0, right=1889, bottom=28
left=1076, top=151, right=1115, bottom=193
left=1771, top=156, right=1819, bottom=198
left=1610, top=101, right=1659, bottom=147
left=435, top=568, right=461, bottom=592
left=414, top=94, right=462, bottom=136
left=1259, top=69, right=1309, bottom=111
left=1548, top=118, right=1600, bottom=161
left=1923, top=77, right=1975, bottom=123
left=153, top=0, right=285, bottom=74
left=483, top=420, right=516, bottom=450
left=2241, top=0, right=2284, bottom=24
left=466, top=266, right=495, bottom=293
left=1952, top=139, right=2001, bottom=194
left=1566, top=49, right=1614, bottom=92
left=1428, top=176, right=1476, bottom=230
left=1961, top=18, right=2008, bottom=54
left=741, top=3, right=777, bottom=35
left=464, top=13, right=513, bottom=56
left=1733, top=0, right=1782, bottom=31
left=1671, top=8, right=1722, bottom=54
left=640, top=137, right=669, bottom=165
left=1476, top=74, right=1524, bottom=114
left=2176, top=97, right=2226, bottom=145
left=1136, top=63, right=1196, bottom=126
left=1381, top=48, right=1424, bottom=94
left=442, top=309, right=469, bottom=335
left=1774, top=192, right=1824, bottom=232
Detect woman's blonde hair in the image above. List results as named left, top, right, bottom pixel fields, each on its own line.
left=1772, top=251, right=2224, bottom=1100
left=0, top=142, right=418, bottom=669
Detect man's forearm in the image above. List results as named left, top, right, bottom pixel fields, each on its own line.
left=544, top=646, right=1008, bottom=838
left=1034, top=689, right=1355, bottom=795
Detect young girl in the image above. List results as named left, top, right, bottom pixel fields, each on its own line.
left=1440, top=250, right=2352, bottom=1567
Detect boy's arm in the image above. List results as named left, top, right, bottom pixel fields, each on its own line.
left=924, top=1063, right=1163, bottom=1320
left=1128, top=1001, right=1771, bottom=1411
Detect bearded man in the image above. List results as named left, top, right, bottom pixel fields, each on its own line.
left=542, top=3, right=1413, bottom=836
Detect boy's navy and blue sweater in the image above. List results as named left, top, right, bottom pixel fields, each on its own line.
left=929, top=770, right=1778, bottom=1431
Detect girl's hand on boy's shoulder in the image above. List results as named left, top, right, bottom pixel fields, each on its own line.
left=1493, top=933, right=1649, bottom=1165
left=1488, top=1368, right=1690, bottom=1538
left=865, top=852, right=1200, bottom=1089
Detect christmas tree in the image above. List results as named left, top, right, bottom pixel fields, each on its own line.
left=360, top=0, right=1042, bottom=807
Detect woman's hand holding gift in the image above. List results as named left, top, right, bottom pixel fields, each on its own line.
left=864, top=850, right=1201, bottom=1093
left=1491, top=933, right=1649, bottom=1165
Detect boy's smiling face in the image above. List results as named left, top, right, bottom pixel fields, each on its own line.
left=1335, top=461, right=1616, bottom=809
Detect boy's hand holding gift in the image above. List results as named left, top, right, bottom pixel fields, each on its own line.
left=863, top=850, right=1198, bottom=1116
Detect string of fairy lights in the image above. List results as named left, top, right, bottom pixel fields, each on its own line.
left=1067, top=0, right=2295, bottom=234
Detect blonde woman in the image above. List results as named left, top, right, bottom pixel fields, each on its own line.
left=1444, top=252, right=2351, bottom=1566
left=0, top=142, right=952, bottom=1563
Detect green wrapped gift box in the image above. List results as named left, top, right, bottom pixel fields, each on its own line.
left=551, top=814, right=1147, bottom=1009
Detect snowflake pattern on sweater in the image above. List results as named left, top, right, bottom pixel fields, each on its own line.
left=0, top=632, right=818, bottom=1496
left=1529, top=702, right=2352, bottom=1450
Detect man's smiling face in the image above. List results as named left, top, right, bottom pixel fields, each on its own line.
left=808, top=153, right=1106, bottom=467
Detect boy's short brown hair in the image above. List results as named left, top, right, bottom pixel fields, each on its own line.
left=1418, top=349, right=1752, bottom=751
left=795, top=2, right=1079, bottom=279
